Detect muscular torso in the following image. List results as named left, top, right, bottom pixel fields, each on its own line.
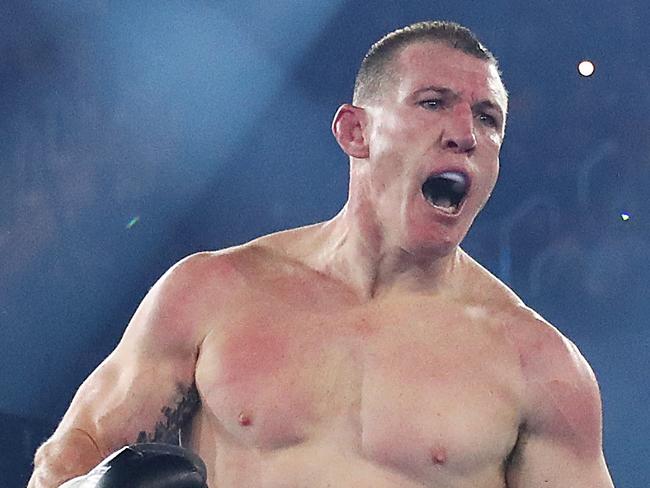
left=185, top=243, right=529, bottom=488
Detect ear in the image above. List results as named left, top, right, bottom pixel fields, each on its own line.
left=331, top=104, right=369, bottom=159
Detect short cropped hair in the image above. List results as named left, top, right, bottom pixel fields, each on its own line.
left=353, top=20, right=500, bottom=104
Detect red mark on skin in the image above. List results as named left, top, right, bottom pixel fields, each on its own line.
left=355, top=318, right=375, bottom=339
left=220, top=328, right=288, bottom=384
left=238, top=412, right=252, bottom=427
left=430, top=447, right=447, bottom=465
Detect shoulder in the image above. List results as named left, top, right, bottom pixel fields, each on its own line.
left=143, top=250, right=242, bottom=312
left=123, top=245, right=270, bottom=347
left=154, top=241, right=282, bottom=296
left=503, top=304, right=603, bottom=454
left=506, top=305, right=597, bottom=390
left=459, top=251, right=603, bottom=453
left=457, top=250, right=527, bottom=310
left=458, top=254, right=588, bottom=379
left=142, top=234, right=306, bottom=316
left=463, top=253, right=601, bottom=424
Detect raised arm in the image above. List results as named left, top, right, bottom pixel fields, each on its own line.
left=28, top=253, right=214, bottom=488
left=506, top=327, right=614, bottom=487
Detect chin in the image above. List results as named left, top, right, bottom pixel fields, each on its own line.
left=399, top=193, right=478, bottom=257
left=403, top=230, right=464, bottom=260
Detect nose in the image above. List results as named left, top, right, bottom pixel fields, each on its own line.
left=440, top=104, right=476, bottom=154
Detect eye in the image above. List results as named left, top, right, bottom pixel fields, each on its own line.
left=477, top=112, right=497, bottom=128
left=420, top=99, right=443, bottom=110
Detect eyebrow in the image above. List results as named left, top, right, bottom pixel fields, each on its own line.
left=412, top=86, right=454, bottom=97
left=412, top=85, right=505, bottom=119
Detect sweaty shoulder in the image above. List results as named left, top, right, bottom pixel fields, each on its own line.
left=510, top=307, right=602, bottom=451
left=129, top=246, right=269, bottom=346
left=460, top=251, right=602, bottom=449
left=465, top=253, right=602, bottom=454
left=153, top=244, right=272, bottom=305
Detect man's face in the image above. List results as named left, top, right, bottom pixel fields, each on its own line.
left=358, top=41, right=508, bottom=256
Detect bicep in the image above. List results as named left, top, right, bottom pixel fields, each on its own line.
left=56, top=261, right=208, bottom=455
left=507, top=332, right=614, bottom=487
left=58, top=341, right=200, bottom=456
left=506, top=430, right=613, bottom=488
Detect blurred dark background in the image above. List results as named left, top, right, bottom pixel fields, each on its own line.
left=1, top=1, right=648, bottom=486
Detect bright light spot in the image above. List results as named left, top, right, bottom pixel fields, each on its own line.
left=578, top=60, right=595, bottom=77
left=126, top=216, right=140, bottom=229
left=620, top=213, right=630, bottom=221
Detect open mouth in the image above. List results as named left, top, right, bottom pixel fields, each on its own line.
left=421, top=172, right=469, bottom=213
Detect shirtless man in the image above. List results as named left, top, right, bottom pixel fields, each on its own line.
left=28, top=21, right=614, bottom=487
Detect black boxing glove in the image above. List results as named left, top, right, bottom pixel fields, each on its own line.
left=58, top=443, right=207, bottom=488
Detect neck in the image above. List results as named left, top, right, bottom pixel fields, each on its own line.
left=307, top=202, right=463, bottom=301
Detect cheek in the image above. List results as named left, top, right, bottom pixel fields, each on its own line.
left=485, top=161, right=499, bottom=197
left=488, top=131, right=503, bottom=146
left=490, top=157, right=500, bottom=185
left=369, top=107, right=422, bottom=158
left=474, top=155, right=499, bottom=205
left=368, top=136, right=411, bottom=192
left=482, top=138, right=501, bottom=182
left=371, top=127, right=408, bottom=163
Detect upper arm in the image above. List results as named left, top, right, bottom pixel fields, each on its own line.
left=506, top=328, right=614, bottom=488
left=54, top=252, right=216, bottom=456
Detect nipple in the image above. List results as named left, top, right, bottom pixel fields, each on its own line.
left=430, top=447, right=447, bottom=466
left=238, top=411, right=253, bottom=427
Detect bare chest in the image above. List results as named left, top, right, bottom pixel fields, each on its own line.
left=194, top=297, right=523, bottom=483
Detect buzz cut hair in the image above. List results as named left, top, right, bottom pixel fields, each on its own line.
left=353, top=20, right=500, bottom=105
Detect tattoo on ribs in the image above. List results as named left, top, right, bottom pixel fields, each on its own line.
left=136, top=384, right=200, bottom=445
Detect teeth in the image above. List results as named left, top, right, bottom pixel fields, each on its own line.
left=432, top=197, right=453, bottom=209
left=437, top=172, right=467, bottom=193
left=421, top=171, right=469, bottom=212
left=437, top=171, right=465, bottom=184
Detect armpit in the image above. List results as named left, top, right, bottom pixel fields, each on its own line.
left=136, top=384, right=201, bottom=445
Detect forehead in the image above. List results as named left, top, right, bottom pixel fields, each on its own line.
left=391, top=41, right=507, bottom=108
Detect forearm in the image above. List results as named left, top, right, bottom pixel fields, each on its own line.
left=28, top=428, right=104, bottom=488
